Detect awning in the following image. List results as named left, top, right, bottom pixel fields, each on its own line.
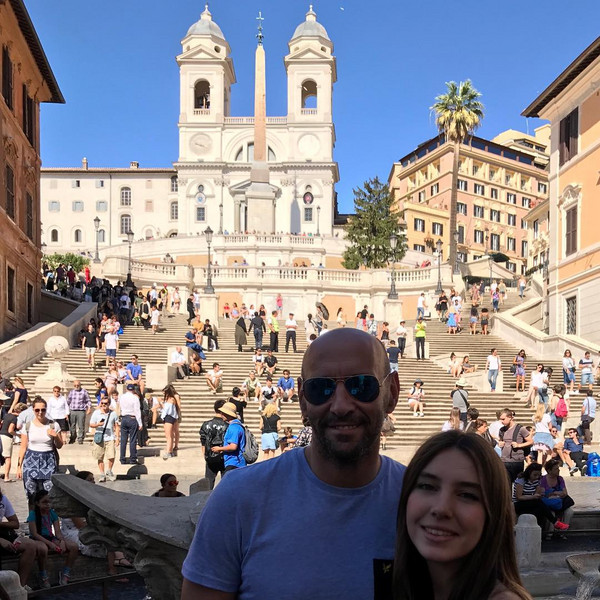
left=459, top=258, right=515, bottom=280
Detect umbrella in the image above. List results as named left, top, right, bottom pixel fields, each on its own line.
left=316, top=301, right=329, bottom=320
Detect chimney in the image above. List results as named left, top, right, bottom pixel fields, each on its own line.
left=82, top=157, right=88, bottom=170
left=130, top=161, right=139, bottom=169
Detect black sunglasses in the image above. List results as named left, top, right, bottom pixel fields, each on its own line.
left=302, top=374, right=390, bottom=406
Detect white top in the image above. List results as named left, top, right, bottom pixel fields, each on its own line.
left=90, top=409, right=118, bottom=441
left=417, top=296, right=425, bottom=308
left=207, top=369, right=222, bottom=382
left=562, top=357, right=575, bottom=370
left=395, top=325, right=407, bottom=338
left=487, top=354, right=501, bottom=370
left=119, top=391, right=142, bottom=427
left=46, top=395, right=70, bottom=420
left=170, top=350, right=185, bottom=365
left=104, top=332, right=118, bottom=350
left=441, top=421, right=464, bottom=432
left=27, top=421, right=60, bottom=452
left=252, top=355, right=265, bottom=364
left=0, top=495, right=16, bottom=521
left=530, top=371, right=544, bottom=388
left=151, top=309, right=160, bottom=325
left=488, top=419, right=503, bottom=440
left=533, top=413, right=551, bottom=434
left=161, top=401, right=179, bottom=420
left=285, top=318, right=297, bottom=330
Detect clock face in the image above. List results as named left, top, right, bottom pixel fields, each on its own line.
left=190, top=134, right=212, bottom=155
left=303, top=192, right=314, bottom=205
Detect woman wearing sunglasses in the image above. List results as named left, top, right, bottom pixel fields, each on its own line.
left=17, top=397, right=63, bottom=499
left=152, top=473, right=185, bottom=498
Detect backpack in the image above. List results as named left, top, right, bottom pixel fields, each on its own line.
left=242, top=424, right=259, bottom=464
left=555, top=397, right=568, bottom=418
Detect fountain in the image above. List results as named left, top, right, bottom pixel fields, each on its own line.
left=566, top=553, right=600, bottom=600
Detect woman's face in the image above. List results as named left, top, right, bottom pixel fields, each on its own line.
left=547, top=464, right=560, bottom=477
left=33, top=403, right=47, bottom=421
left=165, top=476, right=178, bottom=491
left=406, top=449, right=485, bottom=572
left=528, top=469, right=542, bottom=482
left=37, top=495, right=51, bottom=512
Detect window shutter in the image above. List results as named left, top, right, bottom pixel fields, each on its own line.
left=569, top=107, right=578, bottom=159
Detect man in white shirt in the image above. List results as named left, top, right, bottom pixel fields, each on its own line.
left=171, top=346, right=189, bottom=380
left=416, top=293, right=427, bottom=319
left=46, top=386, right=70, bottom=444
left=206, top=363, right=223, bottom=394
left=485, top=348, right=502, bottom=392
left=119, top=383, right=143, bottom=465
left=285, top=313, right=297, bottom=353
left=395, top=320, right=407, bottom=358
left=104, top=328, right=119, bottom=367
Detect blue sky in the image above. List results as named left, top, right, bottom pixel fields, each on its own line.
left=27, top=0, right=600, bottom=214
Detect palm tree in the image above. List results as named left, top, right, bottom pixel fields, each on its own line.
left=431, top=80, right=484, bottom=271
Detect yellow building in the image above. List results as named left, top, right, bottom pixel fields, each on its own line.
left=523, top=36, right=600, bottom=342
left=0, top=0, right=63, bottom=342
left=388, top=130, right=548, bottom=275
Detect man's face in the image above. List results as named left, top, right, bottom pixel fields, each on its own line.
left=283, top=371, right=290, bottom=380
left=299, top=330, right=398, bottom=465
left=500, top=413, right=512, bottom=427
left=131, top=357, right=138, bottom=364
left=73, top=381, right=81, bottom=389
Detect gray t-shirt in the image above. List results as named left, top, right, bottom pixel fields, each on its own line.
left=182, top=449, right=406, bottom=599
left=90, top=410, right=118, bottom=441
left=499, top=424, right=530, bottom=463
left=451, top=389, right=469, bottom=413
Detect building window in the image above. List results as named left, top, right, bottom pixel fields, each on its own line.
left=490, top=188, right=498, bottom=200
left=6, top=266, right=15, bottom=314
left=507, top=214, right=516, bottom=227
left=196, top=207, right=206, bottom=222
left=457, top=202, right=467, bottom=215
left=413, top=244, right=425, bottom=252
left=120, top=214, right=132, bottom=234
left=98, top=229, right=106, bottom=243
left=50, top=229, right=59, bottom=243
left=96, top=200, right=108, bottom=212
left=145, top=229, right=153, bottom=240
left=72, top=180, right=81, bottom=188
left=74, top=229, right=82, bottom=243
left=489, top=168, right=496, bottom=181
left=507, top=192, right=516, bottom=204
left=538, top=182, right=547, bottom=194
left=566, top=296, right=577, bottom=335
left=474, top=205, right=484, bottom=218
left=521, top=219, right=528, bottom=230
left=5, top=165, right=15, bottom=219
left=565, top=206, right=577, bottom=256
left=474, top=183, right=485, bottom=196
left=533, top=219, right=539, bottom=240
left=72, top=201, right=84, bottom=212
left=432, top=222, right=443, bottom=236
left=95, top=180, right=104, bottom=188
left=457, top=179, right=468, bottom=191
left=145, top=200, right=154, bottom=212
left=414, top=218, right=425, bottom=232
left=521, top=240, right=528, bottom=257
left=457, top=226, right=465, bottom=244
left=474, top=230, right=484, bottom=244
left=418, top=190, right=426, bottom=202
left=533, top=255, right=539, bottom=267
left=48, top=201, right=60, bottom=212
left=2, top=46, right=13, bottom=110
left=26, top=282, right=33, bottom=324
left=505, top=172, right=515, bottom=186
left=26, top=193, right=33, bottom=240
left=120, top=187, right=132, bottom=206
left=559, top=108, right=578, bottom=166
left=490, top=209, right=500, bottom=223
left=457, top=251, right=467, bottom=263
left=521, top=197, right=531, bottom=208
left=170, top=201, right=179, bottom=221
left=430, top=183, right=439, bottom=195
left=490, top=233, right=500, bottom=251
left=507, top=262, right=516, bottom=273
left=171, top=176, right=178, bottom=192
left=22, top=85, right=35, bottom=147
left=507, top=237, right=516, bottom=252
left=194, top=79, right=211, bottom=109
left=472, top=164, right=480, bottom=176
left=304, top=207, right=313, bottom=222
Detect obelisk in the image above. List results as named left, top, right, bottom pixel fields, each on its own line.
left=246, top=12, right=276, bottom=233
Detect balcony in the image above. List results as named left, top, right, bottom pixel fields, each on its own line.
left=301, top=108, right=318, bottom=116
left=193, top=109, right=210, bottom=116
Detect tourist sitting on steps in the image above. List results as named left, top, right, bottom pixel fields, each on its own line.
left=407, top=379, right=425, bottom=417
left=206, top=363, right=223, bottom=395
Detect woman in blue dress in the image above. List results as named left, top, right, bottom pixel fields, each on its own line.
left=513, top=349, right=527, bottom=392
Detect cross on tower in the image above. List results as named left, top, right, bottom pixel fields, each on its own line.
left=256, top=11, right=264, bottom=45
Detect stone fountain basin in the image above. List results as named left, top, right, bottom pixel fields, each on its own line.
left=566, top=552, right=600, bottom=578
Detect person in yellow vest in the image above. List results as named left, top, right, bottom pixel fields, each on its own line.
left=414, top=317, right=427, bottom=361
left=268, top=310, right=280, bottom=352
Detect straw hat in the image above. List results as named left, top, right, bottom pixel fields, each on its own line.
left=219, top=402, right=238, bottom=419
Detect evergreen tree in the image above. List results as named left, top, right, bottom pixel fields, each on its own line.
left=342, top=177, right=405, bottom=269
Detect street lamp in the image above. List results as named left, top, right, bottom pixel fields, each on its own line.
left=435, top=238, right=443, bottom=294
left=316, top=205, right=321, bottom=236
left=93, top=216, right=101, bottom=263
left=204, top=226, right=215, bottom=294
left=452, top=230, right=460, bottom=274
left=388, top=232, right=398, bottom=299
left=125, top=229, right=134, bottom=288
left=218, top=203, right=223, bottom=235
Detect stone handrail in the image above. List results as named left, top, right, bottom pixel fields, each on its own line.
left=223, top=116, right=287, bottom=124
left=102, top=256, right=194, bottom=286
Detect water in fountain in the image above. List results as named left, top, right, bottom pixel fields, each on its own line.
left=575, top=572, right=600, bottom=600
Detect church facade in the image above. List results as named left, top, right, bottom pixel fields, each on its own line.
left=41, top=7, right=339, bottom=255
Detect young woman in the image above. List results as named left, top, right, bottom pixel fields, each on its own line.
left=441, top=407, right=463, bottom=432
left=260, top=403, right=281, bottom=460
left=480, top=307, right=490, bottom=335
left=447, top=306, right=458, bottom=335
left=461, top=355, right=477, bottom=374
left=449, top=353, right=462, bottom=378
left=532, top=404, right=554, bottom=466
left=17, top=398, right=62, bottom=499
left=28, top=490, right=78, bottom=587
left=407, top=379, right=425, bottom=418
left=562, top=350, right=576, bottom=393
left=10, top=376, right=28, bottom=411
left=512, top=463, right=569, bottom=531
left=513, top=350, right=527, bottom=393
left=336, top=307, right=346, bottom=327
left=161, top=385, right=181, bottom=460
left=394, top=431, right=531, bottom=600
left=469, top=306, right=479, bottom=335
left=152, top=473, right=185, bottom=498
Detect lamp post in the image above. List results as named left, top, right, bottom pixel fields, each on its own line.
left=125, top=229, right=134, bottom=288
left=435, top=238, right=443, bottom=294
left=388, top=232, right=398, bottom=299
left=218, top=203, right=223, bottom=235
left=316, top=205, right=321, bottom=236
left=93, top=216, right=101, bottom=263
left=204, top=226, right=215, bottom=294
left=453, top=230, right=460, bottom=274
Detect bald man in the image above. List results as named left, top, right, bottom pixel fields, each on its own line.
left=182, top=329, right=405, bottom=600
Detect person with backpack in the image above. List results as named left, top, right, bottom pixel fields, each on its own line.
left=209, top=402, right=246, bottom=472
left=450, top=378, right=469, bottom=426
left=199, top=400, right=229, bottom=489
left=551, top=384, right=569, bottom=429
left=497, top=408, right=534, bottom=482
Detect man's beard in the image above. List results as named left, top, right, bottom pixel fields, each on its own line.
left=311, top=410, right=385, bottom=465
